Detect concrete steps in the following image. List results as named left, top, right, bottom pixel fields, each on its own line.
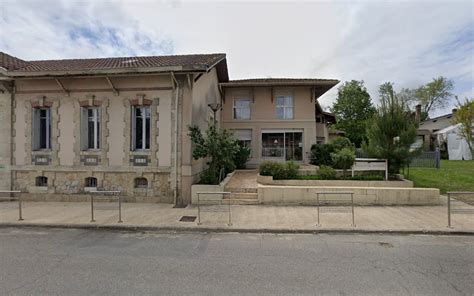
left=224, top=187, right=257, bottom=194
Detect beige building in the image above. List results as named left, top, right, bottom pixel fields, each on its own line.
left=0, top=52, right=338, bottom=204
left=221, top=79, right=338, bottom=167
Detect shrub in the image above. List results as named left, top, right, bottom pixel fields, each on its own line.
left=331, top=147, right=356, bottom=177
left=318, top=165, right=337, bottom=179
left=310, top=143, right=334, bottom=166
left=285, top=161, right=300, bottom=179
left=198, top=167, right=220, bottom=185
left=331, top=137, right=353, bottom=151
left=233, top=144, right=251, bottom=169
left=310, top=137, right=353, bottom=167
left=259, top=161, right=300, bottom=180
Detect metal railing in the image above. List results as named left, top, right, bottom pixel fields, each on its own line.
left=0, top=191, right=23, bottom=221
left=447, top=192, right=474, bottom=228
left=196, top=192, right=232, bottom=226
left=89, top=190, right=123, bottom=223
left=316, top=192, right=355, bottom=227
left=410, top=149, right=440, bottom=168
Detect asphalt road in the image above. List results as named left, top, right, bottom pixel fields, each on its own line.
left=0, top=227, right=473, bottom=295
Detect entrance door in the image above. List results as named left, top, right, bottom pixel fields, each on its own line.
left=261, top=131, right=303, bottom=161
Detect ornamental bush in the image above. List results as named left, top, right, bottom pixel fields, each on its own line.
left=331, top=147, right=356, bottom=177
left=259, top=161, right=300, bottom=180
left=317, top=165, right=337, bottom=179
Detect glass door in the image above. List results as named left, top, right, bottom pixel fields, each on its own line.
left=261, top=131, right=303, bottom=161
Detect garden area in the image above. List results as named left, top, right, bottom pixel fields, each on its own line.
left=406, top=160, right=474, bottom=194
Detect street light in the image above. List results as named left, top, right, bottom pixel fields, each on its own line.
left=208, top=103, right=222, bottom=127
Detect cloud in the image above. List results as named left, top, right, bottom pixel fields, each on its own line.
left=0, top=0, right=472, bottom=117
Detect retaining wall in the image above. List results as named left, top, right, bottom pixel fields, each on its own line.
left=258, top=185, right=440, bottom=205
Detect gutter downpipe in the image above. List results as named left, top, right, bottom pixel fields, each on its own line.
left=171, top=72, right=179, bottom=205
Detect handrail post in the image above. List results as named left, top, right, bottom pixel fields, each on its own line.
left=118, top=195, right=123, bottom=223
left=351, top=193, right=355, bottom=227
left=447, top=193, right=451, bottom=228
left=90, top=194, right=95, bottom=222
left=197, top=193, right=201, bottom=225
left=228, top=195, right=232, bottom=226
left=18, top=193, right=23, bottom=221
left=316, top=192, right=320, bottom=227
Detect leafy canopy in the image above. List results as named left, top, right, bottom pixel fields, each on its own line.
left=188, top=124, right=240, bottom=184
left=452, top=97, right=474, bottom=154
left=363, top=82, right=418, bottom=174
left=331, top=80, right=376, bottom=147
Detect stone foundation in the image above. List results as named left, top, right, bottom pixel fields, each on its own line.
left=12, top=169, right=172, bottom=203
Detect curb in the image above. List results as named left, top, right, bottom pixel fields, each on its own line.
left=1, top=222, right=473, bottom=236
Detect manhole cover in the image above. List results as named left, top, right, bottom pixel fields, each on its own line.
left=179, top=216, right=196, bottom=222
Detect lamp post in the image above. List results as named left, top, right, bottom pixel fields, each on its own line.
left=208, top=103, right=222, bottom=128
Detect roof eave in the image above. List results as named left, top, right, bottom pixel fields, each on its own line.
left=6, top=64, right=210, bottom=78
left=219, top=80, right=339, bottom=87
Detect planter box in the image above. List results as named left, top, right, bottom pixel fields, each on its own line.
left=191, top=172, right=235, bottom=204
left=257, top=174, right=413, bottom=188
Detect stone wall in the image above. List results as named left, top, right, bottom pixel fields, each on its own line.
left=0, top=85, right=12, bottom=191
left=13, top=170, right=172, bottom=203
left=10, top=75, right=175, bottom=202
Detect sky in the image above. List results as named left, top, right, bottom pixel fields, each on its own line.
left=0, top=0, right=472, bottom=117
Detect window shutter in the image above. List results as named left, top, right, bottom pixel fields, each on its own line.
left=80, top=108, right=88, bottom=150
left=32, top=109, right=40, bottom=150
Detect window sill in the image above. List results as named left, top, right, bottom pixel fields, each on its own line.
left=32, top=150, right=52, bottom=154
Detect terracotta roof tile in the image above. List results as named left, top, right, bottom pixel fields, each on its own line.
left=3, top=53, right=226, bottom=72
left=0, top=52, right=30, bottom=70
left=221, top=78, right=339, bottom=87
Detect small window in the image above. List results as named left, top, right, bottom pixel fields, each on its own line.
left=85, top=177, right=97, bottom=188
left=233, top=99, right=251, bottom=120
left=81, top=107, right=101, bottom=150
left=134, top=177, right=148, bottom=189
left=132, top=106, right=151, bottom=150
left=35, top=176, right=48, bottom=187
left=275, top=95, right=293, bottom=119
left=32, top=108, right=51, bottom=150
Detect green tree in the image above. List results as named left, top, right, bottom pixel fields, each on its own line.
left=188, top=124, right=240, bottom=184
left=452, top=97, right=474, bottom=155
left=363, top=82, right=417, bottom=174
left=331, top=80, right=376, bottom=147
left=414, top=77, right=454, bottom=120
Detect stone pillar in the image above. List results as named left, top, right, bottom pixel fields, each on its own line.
left=0, top=83, right=12, bottom=190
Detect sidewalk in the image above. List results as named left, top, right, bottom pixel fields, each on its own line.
left=0, top=201, right=473, bottom=234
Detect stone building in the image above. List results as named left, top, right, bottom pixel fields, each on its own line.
left=0, top=52, right=338, bottom=204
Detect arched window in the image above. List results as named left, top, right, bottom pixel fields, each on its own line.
left=134, top=177, right=148, bottom=189
left=85, top=177, right=97, bottom=188
left=35, top=176, right=48, bottom=187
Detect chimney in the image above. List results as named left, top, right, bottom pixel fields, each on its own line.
left=415, top=104, right=421, bottom=123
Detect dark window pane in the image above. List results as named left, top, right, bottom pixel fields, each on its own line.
left=136, top=116, right=143, bottom=149
left=88, top=120, right=94, bottom=149
left=145, top=116, right=150, bottom=149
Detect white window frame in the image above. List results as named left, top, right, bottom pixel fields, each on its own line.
left=233, top=98, right=251, bottom=120
left=132, top=106, right=151, bottom=151
left=32, top=108, right=51, bottom=150
left=275, top=95, right=294, bottom=120
left=81, top=107, right=101, bottom=150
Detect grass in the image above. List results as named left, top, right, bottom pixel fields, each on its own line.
left=406, top=160, right=474, bottom=194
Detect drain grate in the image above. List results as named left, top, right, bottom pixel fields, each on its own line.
left=179, top=216, right=197, bottom=222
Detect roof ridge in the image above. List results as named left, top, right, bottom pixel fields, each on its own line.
left=26, top=53, right=226, bottom=63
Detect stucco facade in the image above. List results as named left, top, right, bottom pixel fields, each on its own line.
left=0, top=52, right=338, bottom=205
left=221, top=81, right=338, bottom=167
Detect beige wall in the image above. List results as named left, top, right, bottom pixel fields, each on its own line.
left=11, top=74, right=174, bottom=201
left=179, top=68, right=222, bottom=204
left=0, top=85, right=12, bottom=190
left=222, top=86, right=317, bottom=166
